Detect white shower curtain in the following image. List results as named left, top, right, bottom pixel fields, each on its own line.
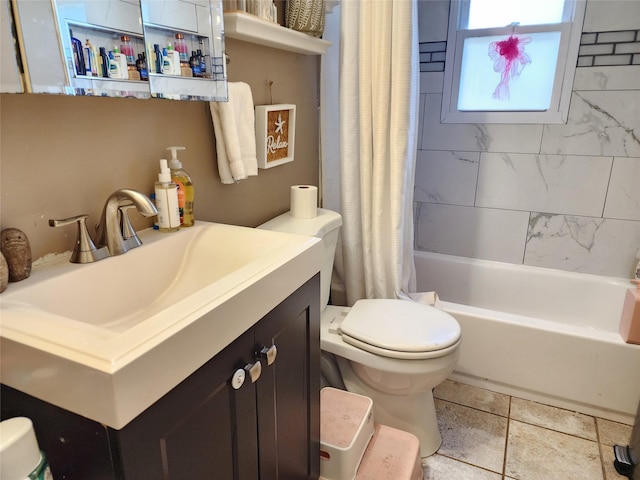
left=322, top=0, right=420, bottom=306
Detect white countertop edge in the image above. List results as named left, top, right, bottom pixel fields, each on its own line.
left=1, top=234, right=322, bottom=429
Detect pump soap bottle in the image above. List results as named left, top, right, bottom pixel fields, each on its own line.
left=155, top=159, right=181, bottom=232
left=167, top=146, right=195, bottom=227
left=620, top=280, right=640, bottom=345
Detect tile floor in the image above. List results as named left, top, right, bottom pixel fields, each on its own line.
left=423, top=380, right=633, bottom=480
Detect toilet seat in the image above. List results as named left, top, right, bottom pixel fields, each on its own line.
left=339, top=299, right=461, bottom=360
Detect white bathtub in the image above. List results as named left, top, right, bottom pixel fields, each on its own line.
left=414, top=250, right=640, bottom=424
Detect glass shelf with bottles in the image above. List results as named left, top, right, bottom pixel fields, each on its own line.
left=64, top=22, right=150, bottom=98
left=141, top=24, right=225, bottom=100
left=142, top=25, right=224, bottom=82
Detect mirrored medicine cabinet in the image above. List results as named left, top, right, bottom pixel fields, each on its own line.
left=1, top=0, right=22, bottom=92
left=3, top=0, right=227, bottom=101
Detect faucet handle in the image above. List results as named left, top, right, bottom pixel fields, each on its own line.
left=119, top=204, right=143, bottom=250
left=49, top=214, right=110, bottom=264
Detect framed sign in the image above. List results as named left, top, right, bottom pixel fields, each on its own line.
left=255, top=104, right=296, bottom=169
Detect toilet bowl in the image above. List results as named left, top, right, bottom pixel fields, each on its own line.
left=259, top=208, right=461, bottom=458
left=321, top=301, right=460, bottom=457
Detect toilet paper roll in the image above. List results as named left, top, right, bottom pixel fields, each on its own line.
left=290, top=185, right=318, bottom=219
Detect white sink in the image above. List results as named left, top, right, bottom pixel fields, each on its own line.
left=0, top=222, right=321, bottom=429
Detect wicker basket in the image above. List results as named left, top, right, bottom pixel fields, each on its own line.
left=285, top=0, right=326, bottom=37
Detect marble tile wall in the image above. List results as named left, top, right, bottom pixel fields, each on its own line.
left=415, top=0, right=640, bottom=278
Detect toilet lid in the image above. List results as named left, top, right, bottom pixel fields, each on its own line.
left=339, top=299, right=461, bottom=359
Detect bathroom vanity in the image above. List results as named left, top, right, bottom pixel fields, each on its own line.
left=0, top=222, right=323, bottom=479
left=1, top=275, right=320, bottom=479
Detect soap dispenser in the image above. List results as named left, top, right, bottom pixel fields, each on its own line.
left=167, top=146, right=195, bottom=227
left=155, top=159, right=181, bottom=232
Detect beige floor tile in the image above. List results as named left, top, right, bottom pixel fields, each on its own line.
left=597, top=417, right=633, bottom=446
left=600, top=442, right=621, bottom=480
left=510, top=397, right=597, bottom=441
left=434, top=380, right=510, bottom=417
left=505, top=420, right=603, bottom=480
left=435, top=399, right=507, bottom=473
left=423, top=454, right=502, bottom=480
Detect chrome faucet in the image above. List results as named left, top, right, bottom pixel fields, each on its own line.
left=49, top=214, right=110, bottom=264
left=49, top=189, right=158, bottom=263
left=94, top=189, right=158, bottom=256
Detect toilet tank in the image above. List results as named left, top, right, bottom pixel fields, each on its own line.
left=258, top=208, right=342, bottom=309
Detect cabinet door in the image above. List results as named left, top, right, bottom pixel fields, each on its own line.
left=0, top=384, right=117, bottom=480
left=254, top=274, right=321, bottom=480
left=114, top=327, right=260, bottom=480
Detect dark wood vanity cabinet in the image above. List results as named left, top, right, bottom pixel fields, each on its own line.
left=1, top=274, right=320, bottom=480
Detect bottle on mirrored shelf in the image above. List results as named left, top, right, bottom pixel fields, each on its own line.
left=136, top=53, right=149, bottom=81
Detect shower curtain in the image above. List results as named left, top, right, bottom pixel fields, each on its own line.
left=321, top=0, right=420, bottom=306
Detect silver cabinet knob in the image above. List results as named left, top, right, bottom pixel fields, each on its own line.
left=259, top=345, right=278, bottom=366
left=231, top=368, right=246, bottom=390
left=244, top=361, right=262, bottom=383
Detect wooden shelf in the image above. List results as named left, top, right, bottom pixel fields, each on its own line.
left=223, top=12, right=331, bottom=55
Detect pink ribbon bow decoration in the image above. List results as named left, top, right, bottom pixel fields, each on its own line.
left=488, top=35, right=532, bottom=100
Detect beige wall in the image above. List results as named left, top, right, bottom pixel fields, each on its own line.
left=0, top=38, right=321, bottom=259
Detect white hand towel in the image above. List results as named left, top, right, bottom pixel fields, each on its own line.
left=210, top=82, right=258, bottom=184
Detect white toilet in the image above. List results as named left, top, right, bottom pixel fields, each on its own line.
left=259, top=208, right=461, bottom=458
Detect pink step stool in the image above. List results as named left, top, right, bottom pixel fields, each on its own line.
left=355, top=424, right=423, bottom=480
left=320, top=387, right=423, bottom=480
left=320, top=388, right=375, bottom=480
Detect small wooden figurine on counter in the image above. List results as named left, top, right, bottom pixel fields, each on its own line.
left=1, top=228, right=32, bottom=288
left=0, top=251, right=8, bottom=293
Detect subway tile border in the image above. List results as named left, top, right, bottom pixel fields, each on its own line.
left=577, top=29, right=640, bottom=67
left=420, top=30, right=640, bottom=72
left=419, top=41, right=446, bottom=72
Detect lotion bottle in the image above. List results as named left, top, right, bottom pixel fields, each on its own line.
left=108, top=51, right=120, bottom=78
left=166, top=43, right=181, bottom=75
left=167, top=146, right=195, bottom=227
left=161, top=47, right=173, bottom=75
left=155, top=159, right=181, bottom=232
left=113, top=46, right=128, bottom=78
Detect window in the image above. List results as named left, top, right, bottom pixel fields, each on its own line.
left=441, top=0, right=586, bottom=124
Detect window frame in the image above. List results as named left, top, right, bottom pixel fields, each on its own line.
left=441, top=0, right=587, bottom=124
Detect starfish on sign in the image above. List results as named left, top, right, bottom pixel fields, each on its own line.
left=274, top=114, right=286, bottom=134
